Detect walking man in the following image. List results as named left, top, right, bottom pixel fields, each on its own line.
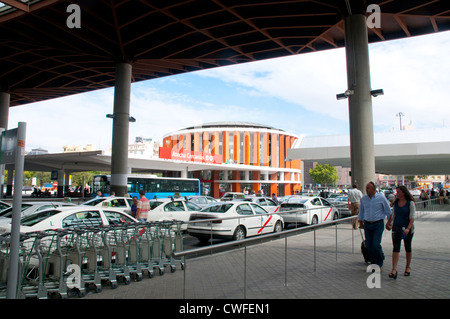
left=358, top=182, right=391, bottom=268
left=348, top=184, right=363, bottom=230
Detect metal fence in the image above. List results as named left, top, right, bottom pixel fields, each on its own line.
left=175, top=215, right=355, bottom=298
left=174, top=197, right=447, bottom=298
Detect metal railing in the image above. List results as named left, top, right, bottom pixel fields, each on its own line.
left=174, top=198, right=448, bottom=299
left=174, top=215, right=356, bottom=298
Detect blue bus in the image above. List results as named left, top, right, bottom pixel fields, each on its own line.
left=92, top=174, right=201, bottom=198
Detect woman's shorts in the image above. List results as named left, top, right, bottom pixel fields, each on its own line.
left=392, top=226, right=413, bottom=253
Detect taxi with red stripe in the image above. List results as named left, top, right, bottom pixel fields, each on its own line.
left=187, top=201, right=283, bottom=242
left=278, top=196, right=339, bottom=227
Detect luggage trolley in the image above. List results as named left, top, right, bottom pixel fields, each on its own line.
left=161, top=221, right=185, bottom=273
left=18, top=231, right=54, bottom=299
left=0, top=233, right=13, bottom=298
left=45, top=229, right=78, bottom=299
left=36, top=230, right=68, bottom=298
left=0, top=232, right=39, bottom=299
left=97, top=226, right=119, bottom=289
left=79, top=228, right=103, bottom=293
left=134, top=222, right=158, bottom=278
left=112, top=223, right=141, bottom=282
left=171, top=220, right=185, bottom=271
left=107, top=225, right=131, bottom=285
left=64, top=229, right=87, bottom=297
left=127, top=223, right=148, bottom=281
left=149, top=222, right=165, bottom=276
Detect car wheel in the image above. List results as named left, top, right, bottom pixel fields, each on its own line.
left=333, top=211, right=339, bottom=220
left=273, top=220, right=283, bottom=233
left=233, top=226, right=246, bottom=241
left=311, top=215, right=319, bottom=225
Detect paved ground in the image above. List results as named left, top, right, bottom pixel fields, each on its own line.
left=84, top=210, right=450, bottom=301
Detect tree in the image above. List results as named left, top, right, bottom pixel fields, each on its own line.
left=309, top=164, right=339, bottom=186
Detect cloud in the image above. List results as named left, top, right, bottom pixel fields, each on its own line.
left=9, top=89, right=114, bottom=153
left=370, top=32, right=450, bottom=131
left=8, top=31, right=450, bottom=154
left=198, top=31, right=450, bottom=134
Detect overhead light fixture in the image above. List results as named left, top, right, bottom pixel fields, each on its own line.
left=370, top=89, right=384, bottom=97
left=336, top=89, right=354, bottom=100
left=106, top=113, right=136, bottom=123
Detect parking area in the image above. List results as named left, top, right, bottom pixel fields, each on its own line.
left=1, top=196, right=449, bottom=301
left=85, top=210, right=450, bottom=300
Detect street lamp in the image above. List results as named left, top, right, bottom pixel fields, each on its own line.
left=396, top=112, right=404, bottom=130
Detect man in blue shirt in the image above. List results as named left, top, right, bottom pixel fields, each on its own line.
left=358, top=181, right=392, bottom=268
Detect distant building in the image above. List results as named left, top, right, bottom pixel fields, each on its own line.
left=128, top=137, right=160, bottom=158
left=27, top=147, right=49, bottom=155
left=62, top=144, right=96, bottom=152
left=162, top=122, right=301, bottom=197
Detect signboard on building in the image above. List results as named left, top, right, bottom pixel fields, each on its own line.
left=159, top=147, right=222, bottom=164
left=0, top=128, right=18, bottom=164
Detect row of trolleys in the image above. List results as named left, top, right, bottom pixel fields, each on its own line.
left=0, top=221, right=184, bottom=299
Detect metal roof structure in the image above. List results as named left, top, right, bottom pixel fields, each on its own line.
left=1, top=0, right=449, bottom=107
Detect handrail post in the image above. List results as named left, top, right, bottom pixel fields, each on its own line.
left=313, top=228, right=316, bottom=272
left=335, top=223, right=338, bottom=262
left=183, top=257, right=186, bottom=299
left=244, top=244, right=247, bottom=299
left=284, top=236, right=288, bottom=287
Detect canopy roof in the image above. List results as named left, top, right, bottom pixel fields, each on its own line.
left=287, top=127, right=450, bottom=175
left=1, top=0, right=449, bottom=107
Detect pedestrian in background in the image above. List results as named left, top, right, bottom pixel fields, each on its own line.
left=419, top=189, right=428, bottom=208
left=131, top=196, right=138, bottom=218
left=272, top=193, right=279, bottom=205
left=136, top=190, right=150, bottom=222
left=358, top=181, right=392, bottom=268
left=386, top=185, right=415, bottom=279
left=348, top=184, right=363, bottom=230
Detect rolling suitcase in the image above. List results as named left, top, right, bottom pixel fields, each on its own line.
left=359, top=228, right=370, bottom=264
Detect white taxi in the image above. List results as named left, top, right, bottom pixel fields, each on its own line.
left=0, top=206, right=138, bottom=234
left=187, top=201, right=283, bottom=242
left=146, top=198, right=202, bottom=230
left=278, top=196, right=339, bottom=227
left=82, top=196, right=134, bottom=214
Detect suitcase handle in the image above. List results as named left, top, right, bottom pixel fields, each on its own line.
left=359, top=228, right=365, bottom=241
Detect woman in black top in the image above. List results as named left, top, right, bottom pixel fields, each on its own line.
left=386, top=186, right=416, bottom=279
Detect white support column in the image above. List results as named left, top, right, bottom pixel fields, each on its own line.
left=110, top=63, right=132, bottom=196
left=345, top=14, right=376, bottom=192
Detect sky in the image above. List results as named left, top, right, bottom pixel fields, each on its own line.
left=8, top=30, right=450, bottom=153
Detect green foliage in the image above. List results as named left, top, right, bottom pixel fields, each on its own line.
left=309, top=164, right=339, bottom=186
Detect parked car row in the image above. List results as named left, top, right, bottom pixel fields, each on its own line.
left=0, top=193, right=345, bottom=242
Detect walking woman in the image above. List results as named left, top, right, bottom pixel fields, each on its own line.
left=386, top=186, right=416, bottom=279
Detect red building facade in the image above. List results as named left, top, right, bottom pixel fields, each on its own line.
left=162, top=122, right=301, bottom=198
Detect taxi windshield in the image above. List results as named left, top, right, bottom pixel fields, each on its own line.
left=200, top=204, right=233, bottom=213
left=20, top=209, right=62, bottom=226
